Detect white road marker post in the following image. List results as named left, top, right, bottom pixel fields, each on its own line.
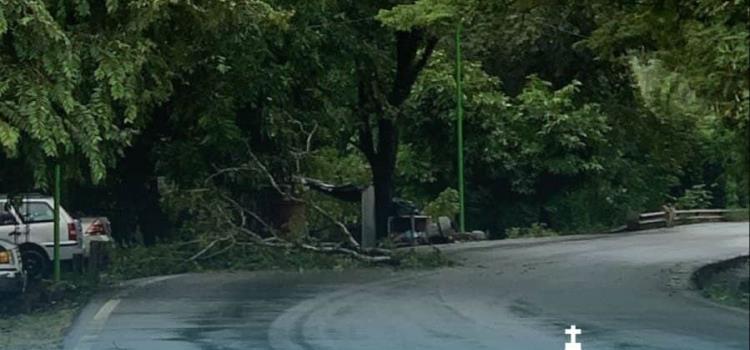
left=565, top=325, right=582, bottom=350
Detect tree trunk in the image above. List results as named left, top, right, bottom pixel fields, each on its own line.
left=373, top=172, right=394, bottom=240
left=372, top=116, right=399, bottom=239
left=356, top=30, right=438, bottom=240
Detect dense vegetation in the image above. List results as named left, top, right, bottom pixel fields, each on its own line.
left=1, top=0, right=747, bottom=245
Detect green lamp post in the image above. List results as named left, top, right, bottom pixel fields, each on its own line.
left=455, top=21, right=466, bottom=233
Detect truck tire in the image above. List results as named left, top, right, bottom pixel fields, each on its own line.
left=20, top=247, right=50, bottom=280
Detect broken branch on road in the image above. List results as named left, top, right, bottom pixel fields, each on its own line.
left=178, top=146, right=395, bottom=265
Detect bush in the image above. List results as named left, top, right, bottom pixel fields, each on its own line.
left=674, top=184, right=714, bottom=209
left=424, top=188, right=460, bottom=220
left=724, top=209, right=750, bottom=222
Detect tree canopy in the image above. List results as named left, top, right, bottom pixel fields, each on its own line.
left=1, top=0, right=746, bottom=243
left=0, top=0, right=284, bottom=185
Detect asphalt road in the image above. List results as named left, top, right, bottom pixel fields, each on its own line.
left=64, top=222, right=749, bottom=350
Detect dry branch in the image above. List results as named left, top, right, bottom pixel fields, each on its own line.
left=188, top=235, right=234, bottom=261
left=245, top=148, right=362, bottom=249
left=187, top=141, right=393, bottom=265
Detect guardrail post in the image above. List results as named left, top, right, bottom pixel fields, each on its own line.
left=626, top=210, right=640, bottom=231
left=662, top=205, right=675, bottom=227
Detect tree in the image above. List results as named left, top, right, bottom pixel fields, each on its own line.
left=584, top=0, right=749, bottom=205
left=156, top=0, right=460, bottom=239
left=355, top=27, right=438, bottom=238
left=401, top=50, right=614, bottom=232
left=357, top=0, right=479, bottom=238
left=0, top=0, right=281, bottom=187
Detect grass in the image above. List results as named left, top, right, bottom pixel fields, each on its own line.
left=107, top=243, right=363, bottom=280
left=705, top=284, right=749, bottom=308
left=0, top=305, right=78, bottom=350
left=724, top=209, right=750, bottom=222
left=505, top=223, right=559, bottom=239
left=0, top=273, right=101, bottom=350
left=108, top=241, right=455, bottom=280
left=392, top=248, right=455, bottom=269
left=697, top=256, right=749, bottom=309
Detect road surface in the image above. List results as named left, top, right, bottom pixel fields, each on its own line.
left=64, top=222, right=749, bottom=350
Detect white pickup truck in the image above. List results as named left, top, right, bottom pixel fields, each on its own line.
left=0, top=195, right=83, bottom=278
left=0, top=239, right=26, bottom=294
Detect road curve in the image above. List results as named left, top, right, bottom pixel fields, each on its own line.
left=64, top=222, right=749, bottom=350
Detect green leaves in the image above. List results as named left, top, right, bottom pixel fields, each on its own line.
left=585, top=0, right=748, bottom=127
left=0, top=120, right=19, bottom=157
left=424, top=188, right=460, bottom=219
left=404, top=53, right=609, bottom=196
left=0, top=0, right=745, bottom=237
left=0, top=6, right=7, bottom=35
left=499, top=76, right=609, bottom=190
left=583, top=0, right=749, bottom=206
left=0, top=0, right=283, bottom=186
left=377, top=0, right=457, bottom=31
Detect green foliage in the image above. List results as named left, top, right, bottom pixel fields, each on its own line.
left=630, top=57, right=705, bottom=119
left=3, top=0, right=748, bottom=248
left=0, top=0, right=283, bottom=186
left=424, top=188, right=459, bottom=219
left=724, top=209, right=750, bottom=222
left=390, top=0, right=749, bottom=235
left=406, top=52, right=610, bottom=193
left=673, top=184, right=714, bottom=210
left=401, top=51, right=620, bottom=232
left=699, top=257, right=749, bottom=309
left=377, top=0, right=468, bottom=31
left=501, top=77, right=609, bottom=192
left=108, top=243, right=367, bottom=280
left=586, top=0, right=748, bottom=122
left=305, top=147, right=371, bottom=185
left=505, top=223, right=558, bottom=239
left=391, top=248, right=454, bottom=269
left=0, top=302, right=78, bottom=349
left=108, top=241, right=454, bottom=280
left=585, top=0, right=749, bottom=204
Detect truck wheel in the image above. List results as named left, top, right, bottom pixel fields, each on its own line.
left=21, top=249, right=50, bottom=280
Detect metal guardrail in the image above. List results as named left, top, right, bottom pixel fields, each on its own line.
left=633, top=207, right=746, bottom=230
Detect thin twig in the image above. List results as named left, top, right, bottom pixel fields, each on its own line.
left=188, top=236, right=234, bottom=261
left=307, top=201, right=360, bottom=248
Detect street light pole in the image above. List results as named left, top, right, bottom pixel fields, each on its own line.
left=456, top=21, right=466, bottom=233
left=53, top=163, right=61, bottom=282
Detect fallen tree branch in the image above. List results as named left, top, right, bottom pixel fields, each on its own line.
left=298, top=243, right=391, bottom=263
left=246, top=146, right=292, bottom=200
left=188, top=235, right=234, bottom=262
left=245, top=147, right=361, bottom=249
left=204, top=165, right=252, bottom=186
left=219, top=192, right=278, bottom=238
left=306, top=201, right=361, bottom=249
left=185, top=143, right=396, bottom=265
